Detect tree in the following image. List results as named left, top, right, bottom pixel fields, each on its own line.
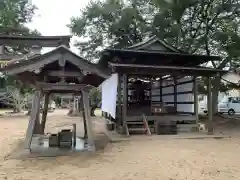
left=0, top=0, right=39, bottom=111
left=89, top=87, right=101, bottom=116
left=0, top=0, right=39, bottom=54
left=0, top=85, right=32, bottom=112
left=68, top=0, right=153, bottom=61
left=151, top=0, right=240, bottom=113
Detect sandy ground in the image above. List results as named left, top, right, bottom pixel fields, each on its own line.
left=0, top=110, right=240, bottom=180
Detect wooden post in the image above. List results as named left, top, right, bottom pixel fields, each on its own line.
left=82, top=90, right=95, bottom=151
left=72, top=123, right=76, bottom=147
left=173, top=76, right=177, bottom=111
left=159, top=77, right=162, bottom=103
left=207, top=76, right=214, bottom=134
left=24, top=90, right=41, bottom=149
left=76, top=97, right=79, bottom=112
left=80, top=94, right=88, bottom=139
left=193, top=76, right=199, bottom=124
left=40, top=92, right=50, bottom=134
left=117, top=74, right=122, bottom=127
left=33, top=105, right=41, bottom=134
left=73, top=95, right=76, bottom=111
left=122, top=74, right=129, bottom=136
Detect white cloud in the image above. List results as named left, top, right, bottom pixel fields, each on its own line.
left=27, top=0, right=90, bottom=54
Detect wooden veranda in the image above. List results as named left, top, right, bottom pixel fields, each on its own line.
left=99, top=36, right=227, bottom=135
left=1, top=45, right=108, bottom=152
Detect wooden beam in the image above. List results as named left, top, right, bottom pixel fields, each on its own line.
left=207, top=77, right=213, bottom=134
left=0, top=54, right=23, bottom=60
left=36, top=82, right=92, bottom=92
left=109, top=63, right=227, bottom=76
left=0, top=35, right=71, bottom=47
left=4, top=53, right=62, bottom=75
left=24, top=90, right=41, bottom=150
left=45, top=71, right=84, bottom=77
left=160, top=90, right=193, bottom=96
left=82, top=90, right=95, bottom=151
left=63, top=53, right=109, bottom=78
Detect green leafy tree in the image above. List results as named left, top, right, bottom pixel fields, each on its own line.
left=0, top=0, right=39, bottom=54
left=0, top=0, right=39, bottom=111
left=151, top=0, right=240, bottom=113
left=68, top=0, right=154, bottom=61
left=89, top=87, right=101, bottom=116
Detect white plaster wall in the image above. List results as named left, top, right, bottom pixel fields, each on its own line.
left=162, top=86, right=174, bottom=94
left=151, top=77, right=194, bottom=112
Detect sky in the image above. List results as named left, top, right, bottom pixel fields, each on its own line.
left=27, top=0, right=90, bottom=54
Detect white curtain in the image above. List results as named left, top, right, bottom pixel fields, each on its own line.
left=101, top=73, right=118, bottom=119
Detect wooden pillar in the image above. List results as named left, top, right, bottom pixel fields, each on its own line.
left=159, top=77, right=162, bottom=103
left=0, top=45, right=3, bottom=55
left=72, top=123, right=76, bottom=147
left=122, top=74, right=127, bottom=118
left=24, top=90, right=41, bottom=149
left=193, top=76, right=199, bottom=124
left=82, top=90, right=95, bottom=151
left=40, top=92, right=50, bottom=134
left=80, top=94, right=88, bottom=139
left=33, top=105, right=41, bottom=134
left=122, top=74, right=129, bottom=136
left=76, top=97, right=79, bottom=112
left=117, top=74, right=122, bottom=127
left=73, top=95, right=76, bottom=111
left=207, top=76, right=214, bottom=134
left=173, top=76, right=177, bottom=111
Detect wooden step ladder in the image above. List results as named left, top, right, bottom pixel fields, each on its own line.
left=126, top=114, right=151, bottom=136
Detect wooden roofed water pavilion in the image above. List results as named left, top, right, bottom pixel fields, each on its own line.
left=99, top=36, right=227, bottom=136
left=1, top=44, right=108, bottom=153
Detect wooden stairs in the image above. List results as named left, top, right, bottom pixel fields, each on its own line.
left=125, top=114, right=151, bottom=136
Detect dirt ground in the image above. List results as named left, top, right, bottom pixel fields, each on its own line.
left=1, top=110, right=240, bottom=180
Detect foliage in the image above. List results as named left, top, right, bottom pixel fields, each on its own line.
left=0, top=0, right=40, bottom=54
left=70, top=0, right=240, bottom=65
left=154, top=0, right=240, bottom=112
left=89, top=87, right=101, bottom=107
left=0, top=0, right=38, bottom=103
left=68, top=0, right=154, bottom=61
left=0, top=85, right=32, bottom=112
left=152, top=0, right=240, bottom=66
